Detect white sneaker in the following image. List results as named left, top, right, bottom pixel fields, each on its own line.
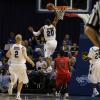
left=8, top=83, right=13, bottom=95
left=16, top=95, right=22, bottom=100
left=55, top=91, right=60, bottom=97
left=92, top=89, right=99, bottom=97
left=64, top=93, right=69, bottom=97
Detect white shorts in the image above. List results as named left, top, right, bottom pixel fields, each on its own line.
left=88, top=61, right=100, bottom=84
left=44, top=40, right=57, bottom=58
left=9, top=63, right=28, bottom=84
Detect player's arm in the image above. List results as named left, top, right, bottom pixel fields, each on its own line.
left=22, top=47, right=35, bottom=67
left=84, top=2, right=100, bottom=47
left=84, top=26, right=100, bottom=47
left=28, top=26, right=43, bottom=36
left=52, top=11, right=59, bottom=27
left=6, top=49, right=11, bottom=58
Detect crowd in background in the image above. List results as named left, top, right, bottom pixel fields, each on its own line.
left=0, top=31, right=78, bottom=94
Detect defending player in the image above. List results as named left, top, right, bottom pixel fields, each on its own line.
left=6, top=34, right=35, bottom=100
left=88, top=46, right=100, bottom=97
left=54, top=50, right=71, bottom=97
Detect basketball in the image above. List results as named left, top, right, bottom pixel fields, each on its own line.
left=46, top=3, right=54, bottom=10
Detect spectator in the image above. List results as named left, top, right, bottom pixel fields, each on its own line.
left=63, top=34, right=72, bottom=46
left=28, top=56, right=47, bottom=89
left=0, top=57, right=10, bottom=93
left=29, top=36, right=37, bottom=50
left=36, top=56, right=47, bottom=71
left=61, top=42, right=70, bottom=54
left=0, top=47, right=4, bottom=60
left=70, top=43, right=78, bottom=56
left=34, top=37, right=45, bottom=57
left=39, top=36, right=45, bottom=57
left=68, top=52, right=76, bottom=74
left=24, top=40, right=33, bottom=58
left=42, top=61, right=53, bottom=94
left=7, top=32, right=15, bottom=44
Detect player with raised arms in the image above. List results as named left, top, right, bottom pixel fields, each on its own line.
left=28, top=3, right=66, bottom=65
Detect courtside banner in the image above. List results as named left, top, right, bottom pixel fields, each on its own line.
left=69, top=33, right=93, bottom=96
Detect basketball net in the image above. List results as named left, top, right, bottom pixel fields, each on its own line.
left=50, top=5, right=88, bottom=21
left=52, top=6, right=68, bottom=20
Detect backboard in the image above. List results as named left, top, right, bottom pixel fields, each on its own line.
left=37, top=0, right=92, bottom=13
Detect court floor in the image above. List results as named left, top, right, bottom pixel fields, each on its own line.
left=0, top=94, right=100, bottom=100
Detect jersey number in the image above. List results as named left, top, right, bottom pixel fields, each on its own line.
left=95, top=52, right=100, bottom=59
left=15, top=51, right=19, bottom=58
left=47, top=29, right=54, bottom=37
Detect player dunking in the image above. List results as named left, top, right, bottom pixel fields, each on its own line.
left=28, top=10, right=60, bottom=66
left=28, top=14, right=58, bottom=59
left=6, top=34, right=35, bottom=100
left=88, top=46, right=100, bottom=97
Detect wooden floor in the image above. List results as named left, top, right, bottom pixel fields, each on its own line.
left=0, top=94, right=100, bottom=100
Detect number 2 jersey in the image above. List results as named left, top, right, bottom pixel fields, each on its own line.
left=9, top=44, right=26, bottom=64
left=42, top=24, right=56, bottom=41
left=88, top=46, right=100, bottom=64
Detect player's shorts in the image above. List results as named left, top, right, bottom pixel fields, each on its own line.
left=88, top=61, right=100, bottom=84
left=56, top=73, right=71, bottom=87
left=9, top=63, right=28, bottom=84
left=44, top=40, right=57, bottom=58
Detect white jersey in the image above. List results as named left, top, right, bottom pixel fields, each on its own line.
left=88, top=46, right=100, bottom=64
left=42, top=24, right=56, bottom=41
left=9, top=44, right=26, bottom=64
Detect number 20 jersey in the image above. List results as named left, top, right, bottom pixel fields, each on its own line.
left=42, top=24, right=56, bottom=41
left=9, top=44, right=26, bottom=64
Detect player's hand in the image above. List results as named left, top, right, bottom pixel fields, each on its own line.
left=32, top=62, right=35, bottom=67
left=28, top=26, right=34, bottom=33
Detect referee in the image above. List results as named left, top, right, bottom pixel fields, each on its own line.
left=84, top=0, right=100, bottom=47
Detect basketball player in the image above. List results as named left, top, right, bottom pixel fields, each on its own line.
left=28, top=12, right=59, bottom=59
left=54, top=50, right=71, bottom=97
left=88, top=46, right=100, bottom=97
left=6, top=34, right=35, bottom=100
left=84, top=0, right=100, bottom=47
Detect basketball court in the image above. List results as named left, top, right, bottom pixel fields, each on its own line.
left=0, top=94, right=100, bottom=100
left=0, top=0, right=99, bottom=100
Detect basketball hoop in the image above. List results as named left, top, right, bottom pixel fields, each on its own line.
left=54, top=6, right=68, bottom=20
left=56, top=10, right=65, bottom=20
left=47, top=3, right=68, bottom=20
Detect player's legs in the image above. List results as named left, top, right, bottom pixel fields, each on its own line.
left=55, top=76, right=62, bottom=96
left=16, top=82, right=23, bottom=100
left=44, top=40, right=57, bottom=58
left=44, top=40, right=57, bottom=67
left=56, top=73, right=71, bottom=97
left=89, top=63, right=100, bottom=97
left=8, top=66, right=18, bottom=95
left=16, top=64, right=28, bottom=99
left=63, top=73, right=71, bottom=98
